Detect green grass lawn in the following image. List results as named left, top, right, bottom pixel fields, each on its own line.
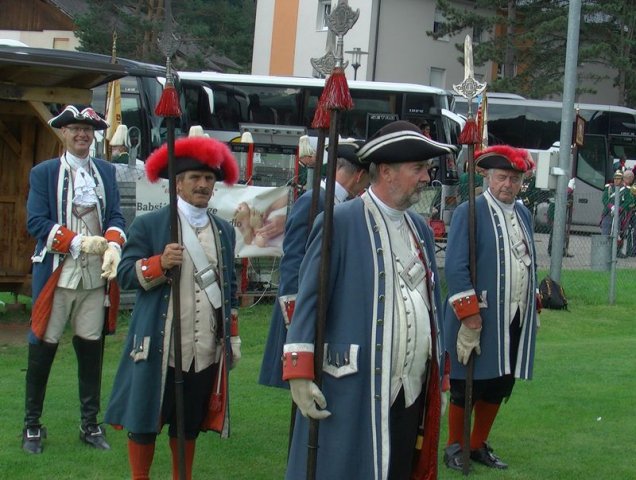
left=1, top=270, right=635, bottom=479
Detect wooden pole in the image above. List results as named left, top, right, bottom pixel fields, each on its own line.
left=166, top=118, right=186, bottom=480
left=306, top=111, right=340, bottom=480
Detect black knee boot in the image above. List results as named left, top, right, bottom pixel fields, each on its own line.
left=22, top=341, right=58, bottom=454
left=73, top=336, right=110, bottom=450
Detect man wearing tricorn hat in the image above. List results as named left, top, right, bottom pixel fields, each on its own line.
left=283, top=121, right=454, bottom=479
left=259, top=139, right=370, bottom=389
left=105, top=136, right=241, bottom=480
left=443, top=145, right=539, bottom=471
left=22, top=105, right=126, bottom=453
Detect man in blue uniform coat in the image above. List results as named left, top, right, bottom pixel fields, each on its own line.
left=259, top=139, right=369, bottom=388
left=105, top=136, right=241, bottom=479
left=283, top=121, right=455, bottom=480
left=23, top=105, right=126, bottom=454
left=443, top=145, right=540, bottom=471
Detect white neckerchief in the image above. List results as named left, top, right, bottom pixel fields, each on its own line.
left=368, top=186, right=409, bottom=234
left=487, top=188, right=516, bottom=213
left=66, top=152, right=98, bottom=207
left=178, top=196, right=210, bottom=228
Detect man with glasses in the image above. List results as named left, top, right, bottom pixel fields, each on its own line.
left=22, top=105, right=126, bottom=454
left=443, top=145, right=540, bottom=472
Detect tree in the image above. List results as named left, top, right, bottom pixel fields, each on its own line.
left=74, top=0, right=255, bottom=71
left=429, top=0, right=636, bottom=106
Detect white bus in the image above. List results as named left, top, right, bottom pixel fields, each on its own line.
left=176, top=72, right=464, bottom=192
left=455, top=95, right=636, bottom=231
left=179, top=72, right=462, bottom=143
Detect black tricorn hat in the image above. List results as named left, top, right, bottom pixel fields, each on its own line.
left=357, top=120, right=455, bottom=165
left=328, top=139, right=368, bottom=170
left=49, top=105, right=109, bottom=130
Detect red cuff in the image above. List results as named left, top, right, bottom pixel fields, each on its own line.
left=282, top=351, right=314, bottom=381
left=50, top=226, right=76, bottom=254
left=105, top=228, right=125, bottom=247
left=230, top=311, right=239, bottom=336
left=140, top=255, right=164, bottom=282
left=451, top=294, right=480, bottom=320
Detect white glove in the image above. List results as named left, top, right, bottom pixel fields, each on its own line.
left=101, top=243, right=121, bottom=280
left=289, top=379, right=331, bottom=420
left=456, top=323, right=482, bottom=365
left=80, top=235, right=108, bottom=255
left=230, top=336, right=242, bottom=369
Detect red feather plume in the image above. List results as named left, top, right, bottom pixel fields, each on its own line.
left=145, top=136, right=239, bottom=185
left=474, top=145, right=535, bottom=172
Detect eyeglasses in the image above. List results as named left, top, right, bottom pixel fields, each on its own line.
left=64, top=126, right=94, bottom=134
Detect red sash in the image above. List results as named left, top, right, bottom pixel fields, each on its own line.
left=30, top=266, right=64, bottom=340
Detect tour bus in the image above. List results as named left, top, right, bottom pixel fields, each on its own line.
left=178, top=71, right=462, bottom=142
left=177, top=72, right=463, bottom=186
left=455, top=95, right=636, bottom=231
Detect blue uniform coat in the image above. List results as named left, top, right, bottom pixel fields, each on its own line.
left=285, top=195, right=444, bottom=480
left=105, top=206, right=238, bottom=436
left=27, top=156, right=125, bottom=342
left=259, top=189, right=325, bottom=388
left=444, top=192, right=538, bottom=381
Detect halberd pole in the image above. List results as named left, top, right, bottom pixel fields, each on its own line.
left=452, top=35, right=486, bottom=476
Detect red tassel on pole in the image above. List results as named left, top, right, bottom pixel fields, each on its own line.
left=155, top=54, right=182, bottom=118
left=321, top=67, right=354, bottom=111
left=458, top=115, right=480, bottom=145
left=311, top=101, right=330, bottom=129
left=155, top=81, right=182, bottom=118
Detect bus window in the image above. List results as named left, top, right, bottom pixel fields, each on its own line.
left=240, top=85, right=302, bottom=126
left=404, top=93, right=436, bottom=117
left=582, top=108, right=609, bottom=136
left=526, top=105, right=560, bottom=149
left=341, top=90, right=396, bottom=138
left=487, top=103, right=526, bottom=146
left=182, top=81, right=215, bottom=129
left=577, top=134, right=609, bottom=189
left=609, top=111, right=636, bottom=137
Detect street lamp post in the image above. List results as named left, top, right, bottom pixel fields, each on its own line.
left=345, top=47, right=367, bottom=80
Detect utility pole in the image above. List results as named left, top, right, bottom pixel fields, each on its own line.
left=550, top=0, right=582, bottom=283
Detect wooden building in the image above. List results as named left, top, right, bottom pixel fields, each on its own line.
left=0, top=45, right=126, bottom=299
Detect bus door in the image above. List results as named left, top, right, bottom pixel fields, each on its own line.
left=572, top=134, right=609, bottom=229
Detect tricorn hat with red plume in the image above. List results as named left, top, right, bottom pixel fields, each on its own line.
left=474, top=145, right=535, bottom=173
left=145, top=136, right=239, bottom=184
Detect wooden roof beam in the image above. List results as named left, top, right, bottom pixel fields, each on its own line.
left=0, top=82, right=91, bottom=105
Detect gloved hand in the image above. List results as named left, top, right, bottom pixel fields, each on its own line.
left=535, top=292, right=543, bottom=315
left=80, top=235, right=108, bottom=255
left=230, top=336, right=242, bottom=369
left=289, top=379, right=331, bottom=420
left=457, top=323, right=482, bottom=365
left=101, top=243, right=121, bottom=280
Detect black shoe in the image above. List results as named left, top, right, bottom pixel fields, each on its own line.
left=470, top=442, right=508, bottom=469
left=22, top=425, right=46, bottom=454
left=444, top=442, right=469, bottom=472
left=79, top=424, right=111, bottom=450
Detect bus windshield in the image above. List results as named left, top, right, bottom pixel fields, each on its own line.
left=179, top=72, right=459, bottom=144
